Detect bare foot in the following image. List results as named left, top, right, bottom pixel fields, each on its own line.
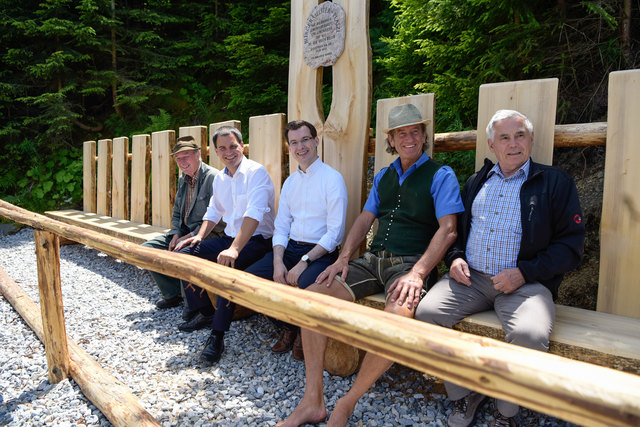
left=326, top=396, right=356, bottom=427
left=276, top=397, right=327, bottom=427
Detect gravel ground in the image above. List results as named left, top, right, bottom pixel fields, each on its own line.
left=0, top=227, right=575, bottom=426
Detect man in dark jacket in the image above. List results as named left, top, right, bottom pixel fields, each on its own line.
left=415, top=109, right=585, bottom=427
left=142, top=136, right=222, bottom=314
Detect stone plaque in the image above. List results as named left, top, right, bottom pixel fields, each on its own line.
left=303, top=2, right=346, bottom=69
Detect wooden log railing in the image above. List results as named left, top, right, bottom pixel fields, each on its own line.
left=1, top=198, right=640, bottom=427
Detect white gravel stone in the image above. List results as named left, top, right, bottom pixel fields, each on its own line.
left=0, top=228, right=576, bottom=426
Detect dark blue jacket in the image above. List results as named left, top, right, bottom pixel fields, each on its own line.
left=445, top=159, right=585, bottom=299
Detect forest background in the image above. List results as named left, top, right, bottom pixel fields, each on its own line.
left=0, top=0, right=637, bottom=213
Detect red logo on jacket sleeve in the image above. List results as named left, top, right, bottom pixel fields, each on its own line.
left=574, top=214, right=582, bottom=224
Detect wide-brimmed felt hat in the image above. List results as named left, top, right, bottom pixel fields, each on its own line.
left=171, top=139, right=200, bottom=155
left=383, top=103, right=431, bottom=134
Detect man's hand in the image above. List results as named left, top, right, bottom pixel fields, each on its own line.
left=273, top=259, right=288, bottom=285
left=168, top=234, right=180, bottom=251
left=449, top=258, right=472, bottom=286
left=175, top=234, right=202, bottom=251
left=286, top=262, right=307, bottom=286
left=387, top=270, right=424, bottom=310
left=491, top=268, right=525, bottom=294
left=316, top=257, right=349, bottom=287
left=217, top=246, right=239, bottom=268
left=169, top=234, right=191, bottom=251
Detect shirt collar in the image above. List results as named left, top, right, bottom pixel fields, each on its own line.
left=224, top=155, right=248, bottom=177
left=391, top=151, right=430, bottom=176
left=297, top=157, right=322, bottom=176
left=490, top=158, right=531, bottom=180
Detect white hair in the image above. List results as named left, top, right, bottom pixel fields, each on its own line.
left=486, top=109, right=534, bottom=140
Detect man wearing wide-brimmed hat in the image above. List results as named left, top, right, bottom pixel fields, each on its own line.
left=141, top=135, right=223, bottom=317
left=279, top=103, right=465, bottom=427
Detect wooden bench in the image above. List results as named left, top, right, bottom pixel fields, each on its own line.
left=326, top=74, right=640, bottom=378
left=361, top=294, right=640, bottom=376
left=45, top=132, right=173, bottom=244
left=42, top=67, right=640, bottom=382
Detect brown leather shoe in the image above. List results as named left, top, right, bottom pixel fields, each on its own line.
left=292, top=332, right=304, bottom=361
left=271, top=328, right=296, bottom=354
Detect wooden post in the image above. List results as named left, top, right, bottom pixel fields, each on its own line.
left=597, top=69, right=640, bottom=319
left=96, top=139, right=112, bottom=216
left=248, top=113, right=287, bottom=211
left=111, top=136, right=129, bottom=220
left=150, top=130, right=176, bottom=228
left=0, top=266, right=160, bottom=426
left=130, top=134, right=151, bottom=224
left=82, top=141, right=97, bottom=213
left=34, top=230, right=70, bottom=384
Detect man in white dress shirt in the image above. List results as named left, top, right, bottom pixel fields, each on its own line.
left=244, top=120, right=348, bottom=361
left=174, top=126, right=276, bottom=364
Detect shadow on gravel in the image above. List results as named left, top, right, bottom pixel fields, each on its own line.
left=0, top=379, right=50, bottom=424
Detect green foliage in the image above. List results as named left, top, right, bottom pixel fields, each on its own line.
left=0, top=0, right=636, bottom=213
left=2, top=148, right=82, bottom=212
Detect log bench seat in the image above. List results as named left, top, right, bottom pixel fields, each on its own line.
left=356, top=293, right=640, bottom=376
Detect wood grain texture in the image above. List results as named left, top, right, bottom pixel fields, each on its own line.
left=96, top=139, right=112, bottom=216
left=111, top=137, right=129, bottom=220
left=0, top=266, right=160, bottom=427
left=82, top=141, right=96, bottom=213
left=322, top=0, right=372, bottom=237
left=150, top=131, right=175, bottom=228
left=597, top=69, right=640, bottom=319
left=288, top=0, right=324, bottom=174
left=209, top=120, right=241, bottom=170
left=248, top=113, right=286, bottom=211
left=476, top=78, right=558, bottom=170
left=34, top=230, right=69, bottom=384
left=130, top=135, right=151, bottom=224
left=374, top=94, right=435, bottom=174
left=3, top=199, right=640, bottom=427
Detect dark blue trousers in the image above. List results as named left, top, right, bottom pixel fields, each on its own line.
left=179, top=234, right=272, bottom=322
left=211, top=240, right=337, bottom=332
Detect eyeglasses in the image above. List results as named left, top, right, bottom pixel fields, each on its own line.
left=289, top=136, right=314, bottom=146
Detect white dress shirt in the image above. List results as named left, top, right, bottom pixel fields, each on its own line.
left=272, top=157, right=348, bottom=252
left=203, top=156, right=275, bottom=239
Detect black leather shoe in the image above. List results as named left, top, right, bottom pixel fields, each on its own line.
left=178, top=312, right=214, bottom=332
left=182, top=305, right=199, bottom=322
left=156, top=295, right=182, bottom=309
left=200, top=332, right=225, bottom=364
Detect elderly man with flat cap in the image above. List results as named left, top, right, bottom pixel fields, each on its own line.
left=278, top=103, right=464, bottom=427
left=141, top=135, right=223, bottom=318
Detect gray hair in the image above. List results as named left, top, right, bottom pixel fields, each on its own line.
left=212, top=126, right=243, bottom=147
left=486, top=110, right=534, bottom=141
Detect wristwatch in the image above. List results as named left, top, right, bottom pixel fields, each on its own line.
left=301, top=254, right=310, bottom=264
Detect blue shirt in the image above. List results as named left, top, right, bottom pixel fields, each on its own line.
left=466, top=160, right=530, bottom=275
left=363, top=152, right=464, bottom=219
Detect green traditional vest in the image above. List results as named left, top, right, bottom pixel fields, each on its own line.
left=370, top=159, right=441, bottom=255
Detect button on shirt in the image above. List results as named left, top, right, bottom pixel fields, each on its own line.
left=203, top=156, right=275, bottom=239
left=272, top=157, right=348, bottom=253
left=363, top=152, right=464, bottom=219
left=466, top=160, right=530, bottom=275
